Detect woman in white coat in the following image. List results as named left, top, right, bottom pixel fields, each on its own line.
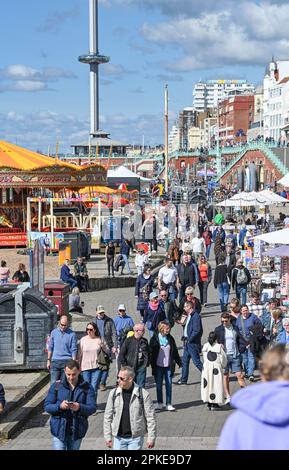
left=201, top=332, right=227, bottom=410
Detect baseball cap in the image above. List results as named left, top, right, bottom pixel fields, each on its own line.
left=96, top=305, right=105, bottom=314
left=149, top=291, right=158, bottom=300
left=185, top=286, right=194, bottom=295
left=118, top=304, right=126, bottom=311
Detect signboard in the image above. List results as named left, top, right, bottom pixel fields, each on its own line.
left=281, top=258, right=289, bottom=295
left=0, top=233, right=27, bottom=247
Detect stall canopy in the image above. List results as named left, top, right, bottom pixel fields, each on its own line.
left=254, top=228, right=289, bottom=244
left=258, top=189, right=289, bottom=203
left=263, top=246, right=289, bottom=257
left=107, top=165, right=151, bottom=191
left=216, top=191, right=272, bottom=207
left=278, top=173, right=289, bottom=187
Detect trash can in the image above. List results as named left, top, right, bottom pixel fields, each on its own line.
left=61, top=231, right=91, bottom=260
left=58, top=241, right=71, bottom=266
left=0, top=284, right=57, bottom=370
left=44, top=281, right=70, bottom=316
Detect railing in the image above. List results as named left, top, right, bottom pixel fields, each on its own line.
left=58, top=153, right=164, bottom=161
left=215, top=142, right=288, bottom=181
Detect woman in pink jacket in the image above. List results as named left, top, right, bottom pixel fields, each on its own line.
left=0, top=260, right=10, bottom=284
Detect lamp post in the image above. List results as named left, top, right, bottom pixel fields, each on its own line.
left=165, top=84, right=169, bottom=193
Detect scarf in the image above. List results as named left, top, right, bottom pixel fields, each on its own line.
left=149, top=300, right=159, bottom=311
left=158, top=333, right=169, bottom=347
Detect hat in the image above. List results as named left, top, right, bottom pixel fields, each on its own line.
left=96, top=305, right=105, bottom=314
left=149, top=291, right=158, bottom=300
left=185, top=286, right=194, bottom=295
left=118, top=304, right=126, bottom=311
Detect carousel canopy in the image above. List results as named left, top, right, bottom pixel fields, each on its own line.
left=0, top=140, right=76, bottom=170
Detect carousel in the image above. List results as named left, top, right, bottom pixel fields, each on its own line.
left=0, top=141, right=138, bottom=247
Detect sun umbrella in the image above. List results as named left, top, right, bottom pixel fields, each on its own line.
left=258, top=189, right=289, bottom=204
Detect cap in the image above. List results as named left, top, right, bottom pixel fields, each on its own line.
left=185, top=286, right=194, bottom=295
left=118, top=304, right=126, bottom=311
left=149, top=291, right=158, bottom=300
left=96, top=305, right=105, bottom=314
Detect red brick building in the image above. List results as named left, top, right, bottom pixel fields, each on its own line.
left=219, top=95, right=254, bottom=145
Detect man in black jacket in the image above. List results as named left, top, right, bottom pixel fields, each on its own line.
left=159, top=290, right=179, bottom=327
left=177, top=254, right=196, bottom=303
left=95, top=306, right=118, bottom=391
left=118, top=323, right=149, bottom=388
left=231, top=259, right=251, bottom=305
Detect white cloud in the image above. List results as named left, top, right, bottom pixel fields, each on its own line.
left=140, top=3, right=289, bottom=71
left=102, top=63, right=136, bottom=78
left=0, top=64, right=76, bottom=93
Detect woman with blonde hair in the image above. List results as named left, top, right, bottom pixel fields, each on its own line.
left=149, top=321, right=182, bottom=411
left=69, top=286, right=83, bottom=313
left=218, top=344, right=289, bottom=449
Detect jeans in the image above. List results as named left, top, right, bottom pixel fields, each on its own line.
left=236, top=285, right=247, bottom=305
left=181, top=343, right=203, bottom=382
left=155, top=366, right=172, bottom=405
left=113, top=436, right=144, bottom=450
left=100, top=370, right=108, bottom=386
left=137, top=266, right=143, bottom=276
left=107, top=256, right=114, bottom=276
left=198, top=280, right=208, bottom=305
left=241, top=348, right=255, bottom=377
left=66, top=278, right=78, bottom=289
left=206, top=245, right=211, bottom=259
left=121, top=254, right=132, bottom=274
left=218, top=282, right=230, bottom=311
left=82, top=368, right=103, bottom=404
left=50, top=360, right=68, bottom=383
left=135, top=367, right=147, bottom=388
left=52, top=436, right=82, bottom=450
left=179, top=286, right=187, bottom=304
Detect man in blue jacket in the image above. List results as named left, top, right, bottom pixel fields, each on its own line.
left=44, top=359, right=96, bottom=450
left=236, top=305, right=262, bottom=382
left=60, top=259, right=77, bottom=289
left=178, top=300, right=203, bottom=384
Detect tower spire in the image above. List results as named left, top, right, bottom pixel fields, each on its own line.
left=78, top=0, right=110, bottom=137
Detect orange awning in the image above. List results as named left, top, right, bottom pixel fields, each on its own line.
left=0, top=141, right=78, bottom=171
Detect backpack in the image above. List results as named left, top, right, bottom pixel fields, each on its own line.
left=141, top=282, right=151, bottom=302
left=236, top=268, right=248, bottom=285
left=118, top=324, right=134, bottom=347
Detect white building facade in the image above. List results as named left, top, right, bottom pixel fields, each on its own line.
left=263, top=60, right=289, bottom=142
left=193, top=80, right=255, bottom=112
left=168, top=125, right=181, bottom=153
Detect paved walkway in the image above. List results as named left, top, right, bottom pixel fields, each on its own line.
left=0, top=275, right=242, bottom=450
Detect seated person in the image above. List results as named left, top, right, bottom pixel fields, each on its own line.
left=60, top=259, right=77, bottom=289
left=73, top=257, right=89, bottom=292
left=12, top=263, right=30, bottom=283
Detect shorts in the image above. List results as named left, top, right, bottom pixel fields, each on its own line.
left=224, top=354, right=241, bottom=374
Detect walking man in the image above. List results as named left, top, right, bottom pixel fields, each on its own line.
left=104, top=366, right=156, bottom=450
left=95, top=305, right=118, bottom=391
left=47, top=314, right=78, bottom=383
left=178, top=301, right=203, bottom=384
left=44, top=359, right=96, bottom=451
left=118, top=324, right=149, bottom=388
left=232, top=259, right=251, bottom=305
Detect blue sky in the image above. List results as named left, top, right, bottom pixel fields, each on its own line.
left=1, top=0, right=289, bottom=153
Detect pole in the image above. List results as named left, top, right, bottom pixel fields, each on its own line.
left=165, top=84, right=169, bottom=193
left=88, top=135, right=91, bottom=164
left=56, top=142, right=59, bottom=163
left=38, top=199, right=42, bottom=232
left=50, top=198, right=54, bottom=249
left=216, top=102, right=221, bottom=177
left=27, top=197, right=31, bottom=247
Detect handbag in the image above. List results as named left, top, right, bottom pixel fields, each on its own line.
left=97, top=347, right=110, bottom=370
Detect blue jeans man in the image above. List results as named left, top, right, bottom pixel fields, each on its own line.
left=135, top=367, right=147, bottom=388
left=180, top=342, right=203, bottom=384
left=53, top=436, right=82, bottom=451
left=218, top=282, right=230, bottom=312
left=121, top=254, right=132, bottom=274
left=236, top=285, right=247, bottom=305
left=114, top=436, right=144, bottom=450
left=206, top=245, right=211, bottom=259
left=50, top=360, right=68, bottom=384
left=82, top=368, right=105, bottom=406
left=241, top=347, right=255, bottom=377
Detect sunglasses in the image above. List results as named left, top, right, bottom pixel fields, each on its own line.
left=119, top=310, right=125, bottom=312
left=117, top=376, right=127, bottom=381
left=86, top=328, right=94, bottom=332
left=221, top=320, right=229, bottom=323
left=60, top=323, right=67, bottom=327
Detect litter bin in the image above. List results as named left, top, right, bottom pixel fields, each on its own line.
left=44, top=281, right=70, bottom=316
left=62, top=231, right=91, bottom=260
left=58, top=241, right=71, bottom=266
left=0, top=284, right=57, bottom=370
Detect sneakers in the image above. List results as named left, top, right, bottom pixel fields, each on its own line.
left=177, top=380, right=187, bottom=385
left=154, top=403, right=166, bottom=410
left=166, top=405, right=176, bottom=411
left=249, top=375, right=255, bottom=382
left=224, top=396, right=231, bottom=404
left=99, top=384, right=106, bottom=391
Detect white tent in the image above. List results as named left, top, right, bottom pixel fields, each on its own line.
left=258, top=189, right=289, bottom=203
left=254, top=228, right=289, bottom=244
left=107, top=165, right=151, bottom=182
left=216, top=191, right=272, bottom=207
left=278, top=173, right=289, bottom=187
